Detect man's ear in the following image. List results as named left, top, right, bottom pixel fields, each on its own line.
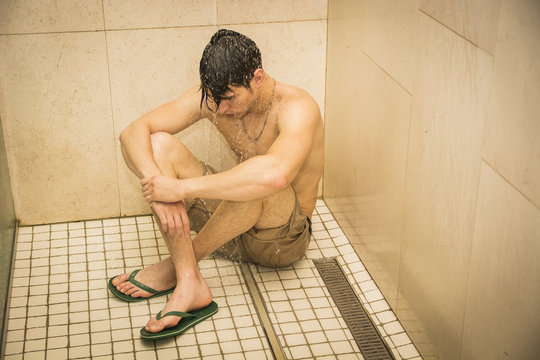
left=252, top=68, right=265, bottom=88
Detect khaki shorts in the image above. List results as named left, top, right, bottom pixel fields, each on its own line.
left=190, top=162, right=312, bottom=268
left=217, top=192, right=312, bottom=268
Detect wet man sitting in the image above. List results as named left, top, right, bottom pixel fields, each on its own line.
left=108, top=29, right=324, bottom=339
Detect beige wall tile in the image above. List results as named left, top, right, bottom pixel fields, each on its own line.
left=106, top=26, right=240, bottom=215
left=325, top=53, right=411, bottom=307
left=0, top=114, right=16, bottom=354
left=218, top=0, right=326, bottom=24
left=419, top=0, right=501, bottom=55
left=109, top=23, right=326, bottom=215
left=103, top=0, right=216, bottom=30
left=326, top=0, right=409, bottom=308
left=327, top=0, right=365, bottom=58
left=328, top=0, right=365, bottom=25
left=0, top=0, right=104, bottom=34
left=1, top=2, right=327, bottom=222
left=107, top=27, right=215, bottom=136
left=324, top=0, right=366, bottom=266
left=0, top=32, right=118, bottom=224
left=326, top=0, right=410, bottom=307
left=398, top=13, right=493, bottom=359
left=364, top=0, right=419, bottom=92
left=394, top=295, right=439, bottom=359
left=0, top=116, right=15, bottom=228
left=482, top=0, right=540, bottom=208
left=325, top=0, right=366, bottom=198
left=461, top=163, right=540, bottom=360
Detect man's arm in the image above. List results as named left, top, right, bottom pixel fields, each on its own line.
left=119, top=85, right=204, bottom=179
left=120, top=85, right=203, bottom=237
left=141, top=95, right=321, bottom=202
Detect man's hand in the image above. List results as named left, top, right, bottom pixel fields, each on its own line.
left=141, top=175, right=183, bottom=203
left=150, top=201, right=190, bottom=239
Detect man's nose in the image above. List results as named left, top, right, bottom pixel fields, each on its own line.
left=217, top=102, right=229, bottom=114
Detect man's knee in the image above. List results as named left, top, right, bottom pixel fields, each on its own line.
left=150, top=132, right=176, bottom=159
left=150, top=132, right=204, bottom=179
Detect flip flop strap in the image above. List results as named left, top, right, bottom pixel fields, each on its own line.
left=128, top=269, right=159, bottom=295
left=156, top=310, right=196, bottom=320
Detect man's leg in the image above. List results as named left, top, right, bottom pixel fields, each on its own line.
left=144, top=200, right=213, bottom=333
left=112, top=132, right=296, bottom=300
left=144, top=192, right=295, bottom=333
left=191, top=185, right=296, bottom=262
left=112, top=132, right=212, bottom=299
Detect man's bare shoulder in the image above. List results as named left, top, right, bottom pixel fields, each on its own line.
left=276, top=83, right=321, bottom=126
left=278, top=83, right=317, bottom=103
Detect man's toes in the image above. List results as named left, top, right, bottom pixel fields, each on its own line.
left=117, top=282, right=135, bottom=294
left=145, top=316, right=181, bottom=333
left=111, top=273, right=129, bottom=286
left=145, top=318, right=164, bottom=333
left=125, top=287, right=140, bottom=296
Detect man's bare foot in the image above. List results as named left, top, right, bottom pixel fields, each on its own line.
left=112, top=257, right=176, bottom=299
left=144, top=271, right=212, bottom=333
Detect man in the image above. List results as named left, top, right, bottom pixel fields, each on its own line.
left=108, top=29, right=324, bottom=339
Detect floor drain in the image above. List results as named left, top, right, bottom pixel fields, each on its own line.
left=313, top=257, right=395, bottom=360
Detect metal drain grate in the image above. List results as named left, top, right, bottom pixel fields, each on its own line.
left=313, top=258, right=395, bottom=360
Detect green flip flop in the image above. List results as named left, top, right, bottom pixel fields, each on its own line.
left=140, top=301, right=219, bottom=340
left=107, top=269, right=176, bottom=302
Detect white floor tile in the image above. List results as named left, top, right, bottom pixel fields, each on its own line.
left=5, top=201, right=421, bottom=359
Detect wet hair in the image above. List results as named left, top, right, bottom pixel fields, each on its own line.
left=199, top=29, right=262, bottom=110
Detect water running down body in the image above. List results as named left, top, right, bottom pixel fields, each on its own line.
left=110, top=29, right=324, bottom=338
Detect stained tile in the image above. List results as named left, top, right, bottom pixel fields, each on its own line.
left=461, top=163, right=540, bottom=360
left=482, top=0, right=540, bottom=207
left=364, top=0, right=419, bottom=91
left=419, top=0, right=501, bottom=55
left=218, top=0, right=326, bottom=24
left=0, top=32, right=119, bottom=224
left=399, top=12, right=493, bottom=359
left=0, top=0, right=104, bottom=34
left=103, top=0, right=215, bottom=29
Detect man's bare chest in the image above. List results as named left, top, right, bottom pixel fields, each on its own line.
left=212, top=117, right=277, bottom=160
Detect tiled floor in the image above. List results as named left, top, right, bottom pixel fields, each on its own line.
left=3, top=200, right=422, bottom=359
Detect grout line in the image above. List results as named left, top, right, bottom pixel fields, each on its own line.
left=212, top=0, right=218, bottom=25
left=18, top=214, right=148, bottom=229
left=362, top=50, right=413, bottom=97
left=0, top=18, right=326, bottom=37
left=7, top=200, right=421, bottom=359
left=481, top=158, right=540, bottom=210
left=321, top=0, right=329, bottom=196
left=43, top=225, right=52, bottom=357
left=396, top=85, right=415, bottom=305
left=101, top=0, right=123, bottom=217
left=94, top=219, right=111, bottom=359
left=417, top=9, right=494, bottom=57
left=0, top=220, right=19, bottom=358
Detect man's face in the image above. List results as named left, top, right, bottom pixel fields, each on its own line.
left=216, top=85, right=256, bottom=119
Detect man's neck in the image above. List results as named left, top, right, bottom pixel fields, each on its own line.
left=253, top=76, right=275, bottom=114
